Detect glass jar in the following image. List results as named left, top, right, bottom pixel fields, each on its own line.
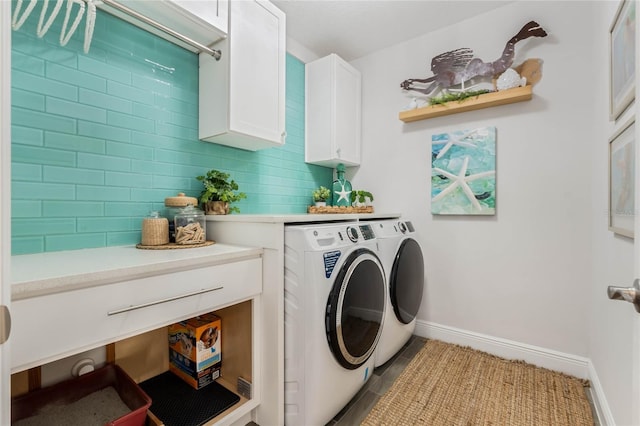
left=174, top=205, right=206, bottom=245
left=164, top=192, right=198, bottom=242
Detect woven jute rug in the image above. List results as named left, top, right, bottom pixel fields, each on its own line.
left=362, top=339, right=594, bottom=426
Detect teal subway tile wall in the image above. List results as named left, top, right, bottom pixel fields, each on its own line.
left=11, top=6, right=332, bottom=255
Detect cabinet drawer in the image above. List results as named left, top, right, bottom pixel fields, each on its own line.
left=11, top=258, right=261, bottom=373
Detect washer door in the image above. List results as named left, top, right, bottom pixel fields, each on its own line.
left=326, top=248, right=386, bottom=370
left=390, top=238, right=425, bottom=324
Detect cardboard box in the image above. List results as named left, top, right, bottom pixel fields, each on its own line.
left=168, top=358, right=220, bottom=390
left=168, top=313, right=221, bottom=389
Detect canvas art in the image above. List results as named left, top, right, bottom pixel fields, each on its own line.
left=431, top=127, right=496, bottom=215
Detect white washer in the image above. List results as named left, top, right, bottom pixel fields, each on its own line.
left=370, top=219, right=425, bottom=367
left=284, top=222, right=386, bottom=426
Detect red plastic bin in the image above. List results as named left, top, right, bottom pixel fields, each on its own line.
left=12, top=364, right=151, bottom=426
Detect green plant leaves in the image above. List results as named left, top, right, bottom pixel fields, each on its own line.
left=196, top=169, right=247, bottom=213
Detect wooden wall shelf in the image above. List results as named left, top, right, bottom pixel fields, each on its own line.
left=398, top=85, right=533, bottom=123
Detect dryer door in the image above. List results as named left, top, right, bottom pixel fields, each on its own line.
left=390, top=238, right=425, bottom=324
left=326, top=248, right=386, bottom=370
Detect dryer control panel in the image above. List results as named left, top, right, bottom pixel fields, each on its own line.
left=371, top=220, right=416, bottom=238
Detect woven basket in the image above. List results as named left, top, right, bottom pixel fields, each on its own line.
left=204, top=201, right=229, bottom=215
left=141, top=217, right=169, bottom=246
left=307, top=205, right=374, bottom=214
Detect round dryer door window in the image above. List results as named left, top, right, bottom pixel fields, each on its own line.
left=326, top=248, right=386, bottom=370
left=391, top=238, right=425, bottom=324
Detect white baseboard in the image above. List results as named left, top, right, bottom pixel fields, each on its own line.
left=415, top=320, right=589, bottom=378
left=587, top=360, right=615, bottom=426
left=414, top=320, right=611, bottom=426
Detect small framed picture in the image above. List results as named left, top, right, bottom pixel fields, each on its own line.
left=608, top=118, right=635, bottom=238
left=609, top=0, right=636, bottom=120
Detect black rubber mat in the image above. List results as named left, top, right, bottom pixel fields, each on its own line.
left=139, top=372, right=240, bottom=426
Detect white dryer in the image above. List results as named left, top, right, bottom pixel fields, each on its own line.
left=370, top=219, right=425, bottom=367
left=284, top=222, right=386, bottom=426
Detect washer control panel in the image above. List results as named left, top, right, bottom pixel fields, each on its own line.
left=359, top=224, right=376, bottom=240
left=303, top=223, right=379, bottom=249
left=346, top=226, right=359, bottom=242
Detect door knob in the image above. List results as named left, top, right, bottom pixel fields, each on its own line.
left=608, top=279, right=640, bottom=313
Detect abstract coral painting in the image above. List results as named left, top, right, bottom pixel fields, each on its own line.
left=431, top=127, right=496, bottom=215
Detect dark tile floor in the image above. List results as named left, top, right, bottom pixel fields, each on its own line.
left=326, top=335, right=427, bottom=426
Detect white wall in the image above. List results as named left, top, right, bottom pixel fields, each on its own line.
left=350, top=2, right=598, bottom=358
left=346, top=2, right=638, bottom=423
left=351, top=1, right=638, bottom=423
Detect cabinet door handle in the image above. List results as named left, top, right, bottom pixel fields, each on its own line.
left=107, top=286, right=224, bottom=316
left=0, top=305, right=11, bottom=345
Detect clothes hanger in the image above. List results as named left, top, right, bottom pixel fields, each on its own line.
left=37, top=0, right=64, bottom=38
left=60, top=0, right=85, bottom=47
left=12, top=0, right=37, bottom=30
left=84, top=0, right=97, bottom=53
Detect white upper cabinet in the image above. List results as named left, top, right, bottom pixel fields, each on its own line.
left=101, top=0, right=229, bottom=50
left=170, top=0, right=228, bottom=35
left=199, top=0, right=286, bottom=151
left=305, top=54, right=362, bottom=167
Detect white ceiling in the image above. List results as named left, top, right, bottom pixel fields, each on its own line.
left=271, top=1, right=513, bottom=62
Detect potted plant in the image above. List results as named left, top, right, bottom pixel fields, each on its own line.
left=312, top=186, right=331, bottom=207
left=196, top=169, right=247, bottom=214
left=351, top=190, right=374, bottom=207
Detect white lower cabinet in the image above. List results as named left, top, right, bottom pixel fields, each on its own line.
left=199, top=0, right=286, bottom=151
left=10, top=252, right=262, bottom=426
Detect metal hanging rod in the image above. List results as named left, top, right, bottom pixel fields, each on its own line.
left=99, top=0, right=222, bottom=60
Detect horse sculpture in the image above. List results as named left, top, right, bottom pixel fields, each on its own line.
left=400, top=21, right=547, bottom=97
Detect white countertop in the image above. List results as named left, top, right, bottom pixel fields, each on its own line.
left=12, top=243, right=263, bottom=301
left=205, top=212, right=401, bottom=223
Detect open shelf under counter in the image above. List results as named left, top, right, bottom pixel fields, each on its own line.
left=398, top=85, right=533, bottom=123
left=10, top=244, right=263, bottom=426
left=116, top=301, right=257, bottom=426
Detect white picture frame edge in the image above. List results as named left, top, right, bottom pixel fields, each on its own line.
left=609, top=0, right=636, bottom=121
left=608, top=116, right=635, bottom=238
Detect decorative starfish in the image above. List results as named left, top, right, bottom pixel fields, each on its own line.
left=432, top=156, right=495, bottom=210
left=334, top=183, right=351, bottom=204
left=432, top=129, right=479, bottom=159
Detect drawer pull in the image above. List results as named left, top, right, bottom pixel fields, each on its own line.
left=107, top=286, right=223, bottom=316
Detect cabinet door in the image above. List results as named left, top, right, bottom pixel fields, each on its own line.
left=228, top=0, right=285, bottom=146
left=333, top=59, right=361, bottom=165
left=305, top=54, right=361, bottom=167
